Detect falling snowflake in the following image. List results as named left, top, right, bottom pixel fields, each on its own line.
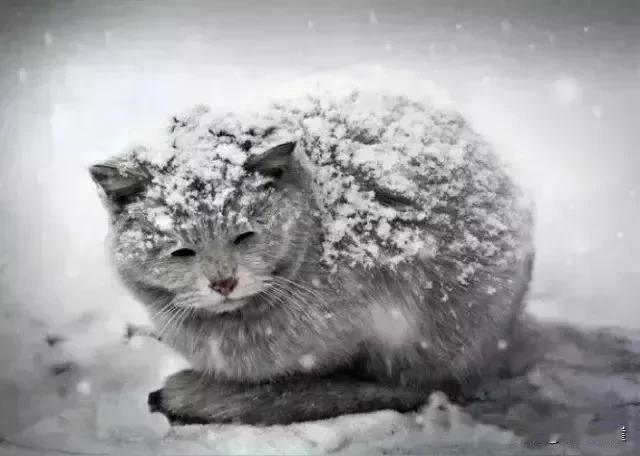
left=384, top=43, right=393, bottom=52
left=44, top=32, right=53, bottom=46
left=616, top=231, right=624, bottom=239
left=500, top=20, right=512, bottom=33
left=17, top=68, right=27, bottom=83
left=369, top=10, right=379, bottom=25
left=497, top=339, right=508, bottom=350
left=307, top=20, right=314, bottom=29
left=299, top=354, right=315, bottom=369
left=77, top=379, right=92, bottom=395
left=591, top=105, right=602, bottom=119
left=486, top=286, right=497, bottom=295
left=455, top=23, right=462, bottom=30
left=553, top=77, right=582, bottom=104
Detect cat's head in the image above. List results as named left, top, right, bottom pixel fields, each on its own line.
left=90, top=141, right=316, bottom=314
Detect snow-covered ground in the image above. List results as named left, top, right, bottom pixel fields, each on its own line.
left=1, top=1, right=639, bottom=454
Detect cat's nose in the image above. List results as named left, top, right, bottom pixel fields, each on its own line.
left=209, top=277, right=238, bottom=296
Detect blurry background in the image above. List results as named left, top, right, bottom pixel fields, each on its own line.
left=1, top=0, right=639, bottom=337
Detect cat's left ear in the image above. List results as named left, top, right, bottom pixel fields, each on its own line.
left=243, top=142, right=296, bottom=179
left=89, top=160, right=150, bottom=204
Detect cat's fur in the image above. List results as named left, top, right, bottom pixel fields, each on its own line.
left=90, top=91, right=534, bottom=425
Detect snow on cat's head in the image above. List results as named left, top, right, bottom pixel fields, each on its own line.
left=89, top=131, right=314, bottom=314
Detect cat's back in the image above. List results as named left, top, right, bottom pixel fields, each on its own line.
left=163, top=90, right=533, bottom=277
left=268, top=91, right=533, bottom=277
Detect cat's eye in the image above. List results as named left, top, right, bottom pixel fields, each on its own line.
left=233, top=231, right=255, bottom=245
left=171, top=248, right=196, bottom=258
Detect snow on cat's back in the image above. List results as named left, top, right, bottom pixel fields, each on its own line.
left=145, top=90, right=533, bottom=274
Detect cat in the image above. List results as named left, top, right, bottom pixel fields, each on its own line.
left=89, top=90, right=534, bottom=425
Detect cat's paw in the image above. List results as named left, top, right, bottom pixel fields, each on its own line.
left=148, top=370, right=211, bottom=425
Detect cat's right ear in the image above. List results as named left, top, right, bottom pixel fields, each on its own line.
left=243, top=142, right=296, bottom=179
left=89, top=161, right=149, bottom=207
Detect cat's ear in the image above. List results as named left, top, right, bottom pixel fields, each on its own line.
left=243, top=142, right=296, bottom=179
left=89, top=161, right=149, bottom=205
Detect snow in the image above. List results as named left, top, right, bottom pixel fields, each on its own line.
left=553, top=77, right=582, bottom=104
left=591, top=105, right=603, bottom=119
left=2, top=315, right=638, bottom=455
left=369, top=11, right=379, bottom=26
left=111, top=88, right=530, bottom=285
left=96, top=392, right=170, bottom=442
left=17, top=68, right=27, bottom=83
left=298, top=354, right=316, bottom=370
left=3, top=3, right=639, bottom=453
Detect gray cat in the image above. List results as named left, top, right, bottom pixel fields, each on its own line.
left=89, top=91, right=534, bottom=425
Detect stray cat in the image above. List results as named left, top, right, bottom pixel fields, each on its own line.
left=90, top=90, right=534, bottom=425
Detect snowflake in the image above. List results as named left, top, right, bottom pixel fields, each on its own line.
left=369, top=11, right=379, bottom=25
left=17, top=68, right=27, bottom=83
left=299, top=354, right=315, bottom=369
left=76, top=380, right=92, bottom=395
left=553, top=77, right=581, bottom=104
